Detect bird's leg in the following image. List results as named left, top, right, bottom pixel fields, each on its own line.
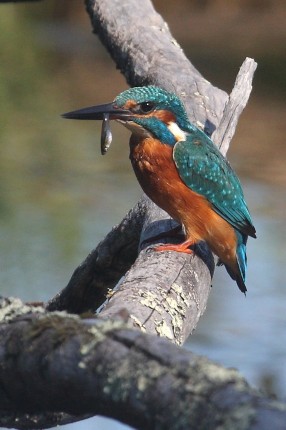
left=154, top=239, right=195, bottom=255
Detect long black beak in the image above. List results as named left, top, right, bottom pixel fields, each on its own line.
left=62, top=102, right=131, bottom=121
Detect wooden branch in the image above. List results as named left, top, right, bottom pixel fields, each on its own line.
left=98, top=198, right=214, bottom=344
left=47, top=195, right=214, bottom=344
left=213, top=57, right=258, bottom=155
left=48, top=1, right=257, bottom=345
left=1, top=298, right=286, bottom=430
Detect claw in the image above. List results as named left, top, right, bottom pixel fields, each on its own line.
left=154, top=239, right=195, bottom=255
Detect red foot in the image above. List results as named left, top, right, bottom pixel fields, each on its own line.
left=154, top=240, right=194, bottom=255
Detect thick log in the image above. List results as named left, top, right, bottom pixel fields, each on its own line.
left=1, top=298, right=286, bottom=430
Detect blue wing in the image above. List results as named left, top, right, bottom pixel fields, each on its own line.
left=173, top=133, right=256, bottom=238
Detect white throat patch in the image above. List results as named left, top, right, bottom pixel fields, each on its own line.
left=117, top=119, right=152, bottom=138
left=167, top=122, right=187, bottom=142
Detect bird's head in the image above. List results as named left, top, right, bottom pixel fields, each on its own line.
left=63, top=86, right=195, bottom=146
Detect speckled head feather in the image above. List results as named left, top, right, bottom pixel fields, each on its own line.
left=115, top=86, right=194, bottom=136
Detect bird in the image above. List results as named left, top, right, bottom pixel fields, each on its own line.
left=62, top=86, right=256, bottom=293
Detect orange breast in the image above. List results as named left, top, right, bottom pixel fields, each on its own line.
left=129, top=135, right=238, bottom=269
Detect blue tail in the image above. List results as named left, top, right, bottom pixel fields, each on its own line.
left=225, top=232, right=248, bottom=294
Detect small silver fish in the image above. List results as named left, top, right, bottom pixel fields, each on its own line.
left=101, top=113, right=112, bottom=155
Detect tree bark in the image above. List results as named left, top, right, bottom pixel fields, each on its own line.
left=1, top=298, right=286, bottom=430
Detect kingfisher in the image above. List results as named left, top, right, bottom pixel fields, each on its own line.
left=63, top=86, right=256, bottom=293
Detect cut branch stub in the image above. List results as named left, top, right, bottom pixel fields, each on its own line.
left=213, top=57, right=258, bottom=155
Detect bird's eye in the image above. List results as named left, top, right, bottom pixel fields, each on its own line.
left=139, top=101, right=155, bottom=113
